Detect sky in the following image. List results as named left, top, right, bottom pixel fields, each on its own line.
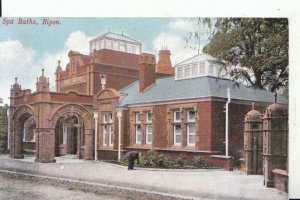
left=0, top=17, right=211, bottom=104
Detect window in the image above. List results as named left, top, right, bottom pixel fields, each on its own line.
left=187, top=110, right=196, bottom=122
left=173, top=110, right=181, bottom=145
left=187, top=124, right=195, bottom=146
left=109, top=125, right=114, bottom=146
left=103, top=125, right=108, bottom=146
left=208, top=64, right=214, bottom=75
left=199, top=63, right=205, bottom=75
left=113, top=41, right=119, bottom=50
left=184, top=65, right=191, bottom=77
left=145, top=112, right=152, bottom=144
left=187, top=110, right=196, bottom=146
left=100, top=40, right=105, bottom=49
left=191, top=64, right=198, bottom=77
left=146, top=125, right=152, bottom=144
left=174, top=124, right=181, bottom=145
left=135, top=113, right=142, bottom=144
left=174, top=111, right=181, bottom=122
left=177, top=66, right=183, bottom=79
left=146, top=112, right=152, bottom=123
left=102, top=113, right=113, bottom=146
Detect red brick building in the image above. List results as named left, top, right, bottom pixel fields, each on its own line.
left=9, top=31, right=288, bottom=167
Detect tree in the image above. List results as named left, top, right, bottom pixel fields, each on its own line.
left=0, top=105, right=8, bottom=153
left=202, top=18, right=288, bottom=93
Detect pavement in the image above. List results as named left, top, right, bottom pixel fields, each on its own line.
left=0, top=154, right=288, bottom=200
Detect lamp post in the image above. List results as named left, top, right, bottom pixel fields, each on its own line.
left=93, top=111, right=98, bottom=161
left=117, top=109, right=123, bottom=162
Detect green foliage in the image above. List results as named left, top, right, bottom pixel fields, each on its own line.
left=0, top=106, right=8, bottom=153
left=203, top=18, right=288, bottom=93
left=139, top=150, right=174, bottom=168
left=192, top=156, right=211, bottom=168
left=175, top=154, right=187, bottom=168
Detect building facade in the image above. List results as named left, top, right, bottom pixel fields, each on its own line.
left=8, top=31, right=288, bottom=167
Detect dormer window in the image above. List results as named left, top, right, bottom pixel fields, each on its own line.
left=174, top=54, right=225, bottom=80
left=184, top=65, right=191, bottom=77
left=199, top=63, right=205, bottom=75
left=177, top=66, right=183, bottom=79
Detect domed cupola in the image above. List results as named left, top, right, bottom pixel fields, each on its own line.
left=36, top=69, right=49, bottom=92
left=10, top=77, right=21, bottom=97
left=56, top=60, right=63, bottom=74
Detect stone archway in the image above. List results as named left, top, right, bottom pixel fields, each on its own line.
left=10, top=105, right=36, bottom=159
left=50, top=104, right=93, bottom=160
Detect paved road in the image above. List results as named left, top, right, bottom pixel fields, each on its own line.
left=0, top=154, right=288, bottom=200
left=0, top=176, right=128, bottom=200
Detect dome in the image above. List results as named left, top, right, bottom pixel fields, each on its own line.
left=266, top=103, right=287, bottom=113
left=38, top=74, right=47, bottom=84
left=56, top=60, right=62, bottom=73
left=266, top=103, right=287, bottom=112
left=12, top=77, right=20, bottom=90
left=246, top=109, right=261, bottom=119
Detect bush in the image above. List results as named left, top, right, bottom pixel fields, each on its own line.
left=139, top=150, right=174, bottom=168
left=175, top=154, right=187, bottom=168
left=192, top=156, right=211, bottom=168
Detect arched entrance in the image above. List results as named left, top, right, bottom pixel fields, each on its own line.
left=10, top=105, right=36, bottom=159
left=51, top=104, right=93, bottom=160
left=54, top=114, right=85, bottom=158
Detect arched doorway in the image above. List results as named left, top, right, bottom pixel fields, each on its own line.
left=54, top=113, right=85, bottom=158
left=11, top=106, right=36, bottom=159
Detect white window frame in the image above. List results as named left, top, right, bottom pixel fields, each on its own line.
left=174, top=111, right=181, bottom=123
left=173, top=110, right=181, bottom=146
left=184, top=65, right=191, bottom=78
left=177, top=66, right=184, bottom=79
left=187, top=124, right=196, bottom=146
left=102, top=112, right=113, bottom=147
left=146, top=125, right=152, bottom=144
left=173, top=124, right=181, bottom=146
left=187, top=110, right=196, bottom=122
left=135, top=113, right=142, bottom=144
left=103, top=125, right=108, bottom=146
left=191, top=63, right=198, bottom=77
left=109, top=125, right=114, bottom=146
left=208, top=64, right=214, bottom=75
left=199, top=62, right=205, bottom=75
left=146, top=112, right=152, bottom=123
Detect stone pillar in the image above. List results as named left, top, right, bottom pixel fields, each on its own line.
left=262, top=103, right=288, bottom=188
left=10, top=123, right=24, bottom=159
left=243, top=109, right=263, bottom=175
left=35, top=128, right=56, bottom=163
left=84, top=128, right=94, bottom=160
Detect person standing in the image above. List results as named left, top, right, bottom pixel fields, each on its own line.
left=127, top=151, right=140, bottom=170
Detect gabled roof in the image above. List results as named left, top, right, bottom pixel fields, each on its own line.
left=90, top=31, right=142, bottom=45
left=175, top=53, right=217, bottom=66
left=118, top=76, right=288, bottom=107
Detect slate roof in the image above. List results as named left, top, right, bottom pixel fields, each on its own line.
left=118, top=76, right=288, bottom=107
left=90, top=31, right=142, bottom=44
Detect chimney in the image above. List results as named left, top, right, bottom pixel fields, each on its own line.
left=139, top=53, right=156, bottom=93
left=156, top=49, right=174, bottom=76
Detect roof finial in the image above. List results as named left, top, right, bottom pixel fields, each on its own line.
left=42, top=68, right=44, bottom=76
left=252, top=102, right=255, bottom=110
left=121, top=30, right=124, bottom=35
left=58, top=60, right=61, bottom=66
left=108, top=27, right=110, bottom=32
left=274, top=92, right=277, bottom=103
left=15, top=77, right=17, bottom=84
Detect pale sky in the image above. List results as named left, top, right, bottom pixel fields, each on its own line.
left=0, top=18, right=210, bottom=104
